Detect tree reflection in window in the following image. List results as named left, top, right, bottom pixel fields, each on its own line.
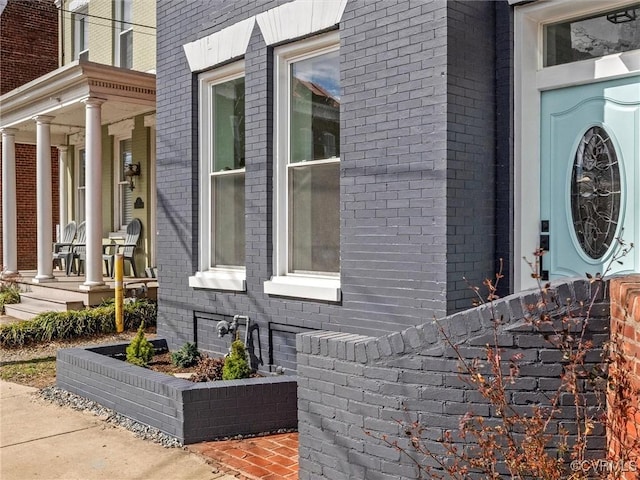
left=570, top=126, right=621, bottom=259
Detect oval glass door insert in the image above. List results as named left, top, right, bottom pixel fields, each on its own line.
left=570, top=126, right=621, bottom=259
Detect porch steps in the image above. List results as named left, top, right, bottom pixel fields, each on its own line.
left=5, top=292, right=85, bottom=321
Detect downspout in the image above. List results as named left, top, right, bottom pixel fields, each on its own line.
left=55, top=0, right=64, bottom=65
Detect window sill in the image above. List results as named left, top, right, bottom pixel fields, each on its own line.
left=189, top=270, right=246, bottom=292
left=264, top=275, right=341, bottom=302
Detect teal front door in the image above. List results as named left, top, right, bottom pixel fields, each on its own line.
left=540, top=76, right=640, bottom=279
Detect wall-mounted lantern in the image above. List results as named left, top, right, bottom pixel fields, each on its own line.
left=124, top=163, right=141, bottom=191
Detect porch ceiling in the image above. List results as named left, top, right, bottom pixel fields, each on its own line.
left=0, top=60, right=156, bottom=145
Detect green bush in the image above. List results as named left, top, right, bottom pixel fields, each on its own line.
left=0, top=299, right=156, bottom=348
left=0, top=282, right=20, bottom=314
left=126, top=322, right=154, bottom=367
left=222, top=340, right=251, bottom=380
left=170, top=342, right=201, bottom=368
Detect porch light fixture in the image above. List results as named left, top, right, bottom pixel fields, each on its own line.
left=124, top=162, right=140, bottom=190
left=607, top=8, right=637, bottom=24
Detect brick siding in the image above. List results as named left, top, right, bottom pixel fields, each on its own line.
left=156, top=0, right=506, bottom=370
left=0, top=145, right=60, bottom=271
left=609, top=275, right=640, bottom=476
left=0, top=0, right=59, bottom=271
left=296, top=278, right=610, bottom=479
left=0, top=0, right=58, bottom=95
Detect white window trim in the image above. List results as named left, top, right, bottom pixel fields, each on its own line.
left=514, top=0, right=640, bottom=292
left=74, top=145, right=86, bottom=223
left=114, top=0, right=133, bottom=68
left=183, top=17, right=255, bottom=73
left=256, top=0, right=347, bottom=46
left=264, top=31, right=341, bottom=302
left=69, top=0, right=89, bottom=12
left=73, top=7, right=89, bottom=61
left=113, top=134, right=133, bottom=232
left=145, top=114, right=157, bottom=267
left=189, top=60, right=246, bottom=292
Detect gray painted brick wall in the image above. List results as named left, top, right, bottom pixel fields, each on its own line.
left=296, top=278, right=610, bottom=479
left=446, top=1, right=497, bottom=311
left=56, top=340, right=297, bottom=444
left=156, top=0, right=506, bottom=368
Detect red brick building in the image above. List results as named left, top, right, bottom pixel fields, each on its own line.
left=1, top=0, right=59, bottom=271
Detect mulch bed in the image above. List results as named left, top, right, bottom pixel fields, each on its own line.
left=112, top=350, right=199, bottom=376
left=146, top=351, right=196, bottom=375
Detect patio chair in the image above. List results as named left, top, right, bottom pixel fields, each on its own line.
left=103, top=218, right=142, bottom=278
left=52, top=221, right=77, bottom=273
left=68, top=221, right=87, bottom=276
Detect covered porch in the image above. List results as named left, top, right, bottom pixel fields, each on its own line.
left=1, top=60, right=156, bottom=289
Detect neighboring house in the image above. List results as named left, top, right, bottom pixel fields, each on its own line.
left=0, top=0, right=59, bottom=271
left=0, top=0, right=156, bottom=287
left=155, top=0, right=640, bottom=373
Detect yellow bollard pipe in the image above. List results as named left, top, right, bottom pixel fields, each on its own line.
left=115, top=253, right=124, bottom=333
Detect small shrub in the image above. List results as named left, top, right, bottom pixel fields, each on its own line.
left=170, top=342, right=201, bottom=368
left=122, top=299, right=157, bottom=329
left=190, top=355, right=225, bottom=382
left=126, top=322, right=154, bottom=367
left=0, top=277, right=21, bottom=314
left=222, top=340, right=251, bottom=380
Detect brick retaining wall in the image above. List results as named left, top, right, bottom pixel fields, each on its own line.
left=296, top=278, right=610, bottom=479
left=56, top=340, right=297, bottom=444
left=609, top=275, right=640, bottom=477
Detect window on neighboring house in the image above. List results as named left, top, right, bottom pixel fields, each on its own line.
left=115, top=0, right=133, bottom=68
left=73, top=8, right=89, bottom=61
left=75, top=148, right=86, bottom=222
left=189, top=61, right=246, bottom=291
left=265, top=32, right=341, bottom=301
left=116, top=138, right=134, bottom=230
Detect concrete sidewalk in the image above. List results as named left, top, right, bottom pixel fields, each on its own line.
left=0, top=380, right=238, bottom=480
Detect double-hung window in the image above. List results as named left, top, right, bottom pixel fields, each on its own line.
left=189, top=61, right=246, bottom=291
left=73, top=7, right=89, bottom=61
left=115, top=0, right=133, bottom=68
left=265, top=32, right=341, bottom=301
left=75, top=147, right=86, bottom=222
left=115, top=138, right=134, bottom=230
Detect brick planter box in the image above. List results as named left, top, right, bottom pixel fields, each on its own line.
left=56, top=340, right=298, bottom=444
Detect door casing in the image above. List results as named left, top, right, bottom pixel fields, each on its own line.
left=514, top=0, right=640, bottom=291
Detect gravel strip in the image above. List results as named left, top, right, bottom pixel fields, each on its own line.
left=37, top=386, right=183, bottom=448
left=36, top=386, right=296, bottom=448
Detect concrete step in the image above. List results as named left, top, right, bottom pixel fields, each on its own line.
left=4, top=295, right=85, bottom=321
left=19, top=293, right=85, bottom=311
left=19, top=284, right=86, bottom=303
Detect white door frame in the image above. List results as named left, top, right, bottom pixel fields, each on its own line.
left=513, top=0, right=640, bottom=291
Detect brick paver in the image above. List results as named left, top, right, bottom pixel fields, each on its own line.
left=190, top=433, right=298, bottom=480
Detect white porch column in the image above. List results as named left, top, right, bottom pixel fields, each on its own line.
left=33, top=116, right=56, bottom=283
left=1, top=128, right=19, bottom=275
left=57, top=145, right=69, bottom=230
left=81, top=97, right=106, bottom=289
